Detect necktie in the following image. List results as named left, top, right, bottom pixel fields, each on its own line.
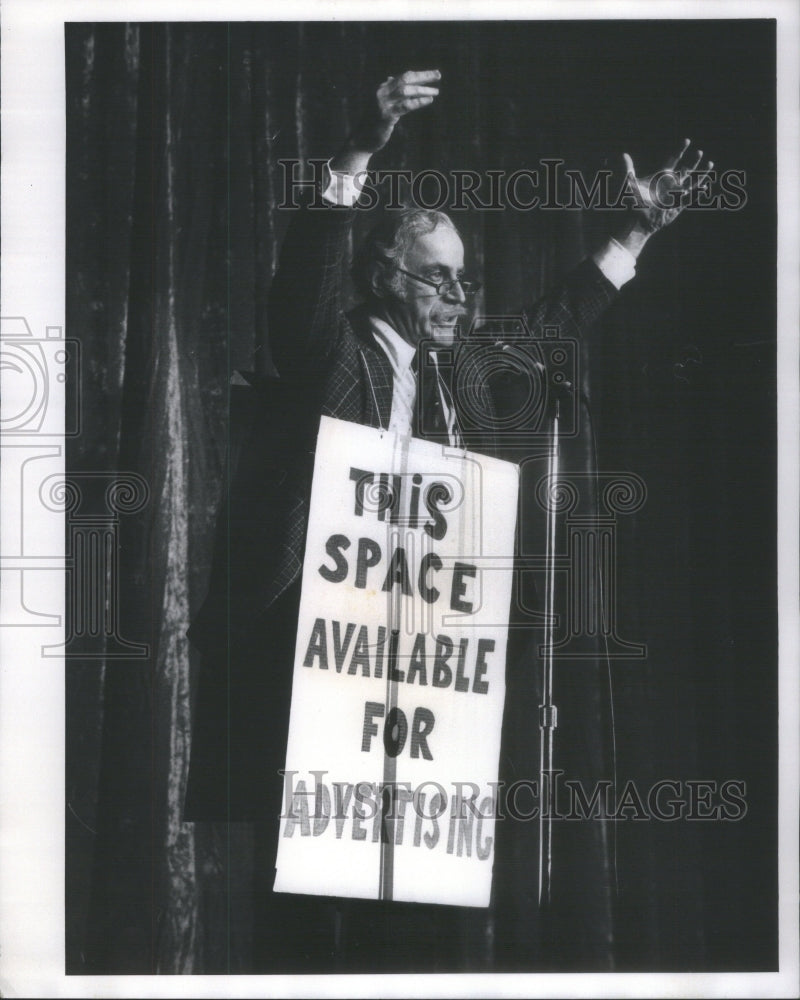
left=412, top=350, right=449, bottom=442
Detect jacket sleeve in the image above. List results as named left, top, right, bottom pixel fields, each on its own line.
left=267, top=193, right=357, bottom=380
left=520, top=258, right=619, bottom=340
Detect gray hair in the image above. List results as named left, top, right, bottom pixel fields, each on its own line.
left=352, top=209, right=459, bottom=302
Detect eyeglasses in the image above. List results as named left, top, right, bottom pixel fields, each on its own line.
left=396, top=266, right=482, bottom=299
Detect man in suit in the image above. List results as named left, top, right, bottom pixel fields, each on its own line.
left=185, top=69, right=710, bottom=970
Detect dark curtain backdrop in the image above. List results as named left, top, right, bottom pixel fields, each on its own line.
left=65, top=20, right=777, bottom=974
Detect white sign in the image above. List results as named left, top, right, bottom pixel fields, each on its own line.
left=274, top=416, right=519, bottom=907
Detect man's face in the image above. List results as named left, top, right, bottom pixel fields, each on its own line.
left=384, top=224, right=468, bottom=348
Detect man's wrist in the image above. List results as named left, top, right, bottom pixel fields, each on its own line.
left=613, top=217, right=654, bottom=259
left=329, top=142, right=373, bottom=178
left=330, top=115, right=398, bottom=173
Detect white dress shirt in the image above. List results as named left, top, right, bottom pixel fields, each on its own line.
left=368, top=315, right=417, bottom=437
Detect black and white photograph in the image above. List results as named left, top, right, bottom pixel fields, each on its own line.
left=1, top=1, right=798, bottom=996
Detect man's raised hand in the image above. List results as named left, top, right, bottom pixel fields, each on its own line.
left=622, top=139, right=714, bottom=234
left=377, top=70, right=441, bottom=124
left=349, top=69, right=441, bottom=156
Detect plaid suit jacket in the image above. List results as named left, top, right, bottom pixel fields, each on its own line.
left=188, top=197, right=618, bottom=656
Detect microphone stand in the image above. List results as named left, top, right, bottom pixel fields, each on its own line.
left=538, top=380, right=570, bottom=907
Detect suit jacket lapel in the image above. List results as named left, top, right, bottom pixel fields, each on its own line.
left=348, top=305, right=393, bottom=430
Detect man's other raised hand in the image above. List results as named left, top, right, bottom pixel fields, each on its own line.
left=332, top=70, right=441, bottom=175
